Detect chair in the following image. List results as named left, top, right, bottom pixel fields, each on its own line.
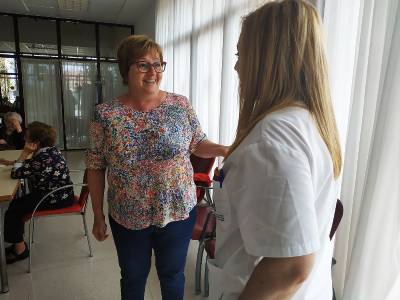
left=203, top=234, right=216, bottom=297
left=191, top=154, right=215, bottom=204
left=193, top=187, right=216, bottom=295
left=22, top=169, right=93, bottom=273
left=330, top=199, right=344, bottom=240
left=190, top=154, right=216, bottom=174
left=190, top=154, right=216, bottom=295
left=330, top=199, right=343, bottom=300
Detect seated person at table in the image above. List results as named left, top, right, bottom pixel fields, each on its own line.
left=3, top=121, right=74, bottom=264
left=0, top=112, right=25, bottom=150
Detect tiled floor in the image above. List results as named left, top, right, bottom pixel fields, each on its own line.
left=0, top=151, right=207, bottom=300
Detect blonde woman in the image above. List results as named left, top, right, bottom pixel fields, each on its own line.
left=209, top=1, right=342, bottom=299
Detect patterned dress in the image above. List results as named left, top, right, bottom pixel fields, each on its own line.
left=11, top=146, right=74, bottom=206
left=86, top=93, right=206, bottom=230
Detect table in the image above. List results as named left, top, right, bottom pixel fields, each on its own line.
left=0, top=150, right=22, bottom=293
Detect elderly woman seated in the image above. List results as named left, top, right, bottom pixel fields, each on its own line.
left=0, top=112, right=25, bottom=150
left=1, top=121, right=74, bottom=264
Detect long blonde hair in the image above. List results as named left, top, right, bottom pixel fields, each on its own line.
left=228, top=0, right=342, bottom=178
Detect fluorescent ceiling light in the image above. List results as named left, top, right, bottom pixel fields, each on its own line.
left=57, top=0, right=89, bottom=11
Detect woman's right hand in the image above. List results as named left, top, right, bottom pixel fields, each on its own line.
left=23, top=142, right=38, bottom=154
left=0, top=139, right=7, bottom=145
left=92, top=214, right=109, bottom=241
left=0, top=159, right=14, bottom=166
left=11, top=118, right=22, bottom=133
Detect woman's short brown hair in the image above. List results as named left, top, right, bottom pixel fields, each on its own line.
left=117, top=35, right=164, bottom=84
left=27, top=121, right=56, bottom=147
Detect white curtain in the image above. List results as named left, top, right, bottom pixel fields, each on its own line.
left=309, top=0, right=326, bottom=17
left=323, top=0, right=361, bottom=150
left=156, top=0, right=264, bottom=146
left=100, top=62, right=127, bottom=103
left=22, top=58, right=64, bottom=147
left=22, top=59, right=98, bottom=150
left=61, top=61, right=97, bottom=149
left=324, top=0, right=400, bottom=299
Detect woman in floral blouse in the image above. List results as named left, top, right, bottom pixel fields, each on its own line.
left=1, top=121, right=74, bottom=264
left=86, top=35, right=227, bottom=300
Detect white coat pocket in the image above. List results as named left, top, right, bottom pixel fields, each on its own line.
left=207, top=259, right=225, bottom=300
left=208, top=258, right=244, bottom=300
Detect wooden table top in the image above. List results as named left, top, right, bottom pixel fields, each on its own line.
left=0, top=150, right=21, bottom=202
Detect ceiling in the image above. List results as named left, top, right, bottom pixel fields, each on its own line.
left=0, top=0, right=155, bottom=25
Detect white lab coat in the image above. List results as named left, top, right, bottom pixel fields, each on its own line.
left=209, top=107, right=337, bottom=300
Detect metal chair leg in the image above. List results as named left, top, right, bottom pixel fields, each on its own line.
left=195, top=240, right=205, bottom=295
left=0, top=205, right=9, bottom=292
left=32, top=218, right=35, bottom=244
left=204, top=255, right=210, bottom=297
left=27, top=218, right=34, bottom=273
left=82, top=214, right=93, bottom=257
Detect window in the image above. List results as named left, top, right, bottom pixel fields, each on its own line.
left=60, top=21, right=96, bottom=57
left=100, top=62, right=127, bottom=102
left=0, top=15, right=15, bottom=53
left=0, top=57, right=18, bottom=103
left=99, top=25, right=131, bottom=58
left=19, top=18, right=58, bottom=55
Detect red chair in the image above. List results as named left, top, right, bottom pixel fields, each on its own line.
left=190, top=154, right=215, bottom=295
left=23, top=169, right=93, bottom=273
left=191, top=154, right=215, bottom=204
left=190, top=154, right=216, bottom=174
left=330, top=199, right=344, bottom=240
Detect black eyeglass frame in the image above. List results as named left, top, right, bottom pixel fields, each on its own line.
left=132, top=61, right=167, bottom=73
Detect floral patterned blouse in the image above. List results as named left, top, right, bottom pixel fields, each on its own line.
left=12, top=146, right=74, bottom=206
left=86, top=93, right=206, bottom=230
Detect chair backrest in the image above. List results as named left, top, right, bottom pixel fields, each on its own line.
left=190, top=154, right=215, bottom=175
left=191, top=155, right=215, bottom=202
left=330, top=199, right=344, bottom=240
left=77, top=169, right=89, bottom=208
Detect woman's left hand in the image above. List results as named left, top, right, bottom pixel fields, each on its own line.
left=221, top=145, right=229, bottom=157
left=193, top=140, right=230, bottom=158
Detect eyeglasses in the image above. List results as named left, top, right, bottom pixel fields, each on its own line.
left=133, top=61, right=167, bottom=73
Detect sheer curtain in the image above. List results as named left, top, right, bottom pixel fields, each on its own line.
left=22, top=58, right=64, bottom=147
left=61, top=61, right=97, bottom=149
left=324, top=0, right=400, bottom=299
left=323, top=0, right=361, bottom=150
left=100, top=62, right=127, bottom=102
left=156, top=0, right=264, bottom=145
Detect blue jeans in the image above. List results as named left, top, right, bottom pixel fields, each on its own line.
left=109, top=207, right=196, bottom=300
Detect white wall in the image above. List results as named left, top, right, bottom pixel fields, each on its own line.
left=134, top=0, right=156, bottom=39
